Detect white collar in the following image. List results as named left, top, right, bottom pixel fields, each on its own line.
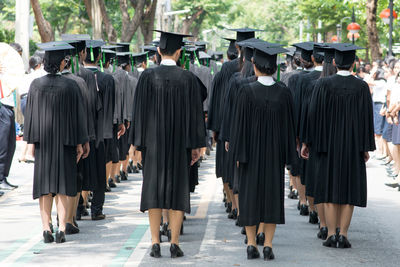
left=305, top=67, right=314, bottom=72
left=160, top=59, right=176, bottom=66
left=258, top=76, right=275, bottom=86
left=296, top=67, right=303, bottom=70
left=337, top=70, right=351, bottom=76
left=315, top=66, right=323, bottom=71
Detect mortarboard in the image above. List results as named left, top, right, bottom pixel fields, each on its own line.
left=285, top=47, right=296, bottom=58
left=328, top=43, right=364, bottom=66
left=251, top=41, right=288, bottom=69
left=154, top=30, right=193, bottom=53
left=292, top=42, right=314, bottom=62
left=195, top=41, right=208, bottom=51
left=132, top=52, right=148, bottom=65
left=223, top=37, right=238, bottom=54
left=199, top=51, right=211, bottom=60
left=211, top=51, right=224, bottom=61
left=314, top=43, right=335, bottom=64
left=111, top=42, right=130, bottom=52
left=142, top=45, right=158, bottom=57
left=37, top=41, right=74, bottom=66
left=229, top=28, right=262, bottom=42
left=116, top=52, right=132, bottom=65
left=102, top=44, right=123, bottom=51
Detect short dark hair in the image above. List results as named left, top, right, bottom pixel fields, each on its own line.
left=10, top=42, right=23, bottom=53
left=84, top=47, right=101, bottom=64
left=336, top=64, right=353, bottom=71
left=159, top=47, right=177, bottom=57
left=254, top=62, right=276, bottom=75
left=29, top=56, right=42, bottom=70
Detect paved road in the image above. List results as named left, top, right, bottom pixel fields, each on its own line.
left=0, top=143, right=400, bottom=266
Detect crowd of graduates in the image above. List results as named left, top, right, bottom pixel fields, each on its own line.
left=1, top=24, right=392, bottom=262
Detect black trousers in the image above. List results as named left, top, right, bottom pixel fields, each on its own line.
left=0, top=104, right=16, bottom=182
left=91, top=141, right=106, bottom=215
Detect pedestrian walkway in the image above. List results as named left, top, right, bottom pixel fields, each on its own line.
left=0, top=145, right=400, bottom=266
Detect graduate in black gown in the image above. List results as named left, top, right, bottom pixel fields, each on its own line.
left=24, top=42, right=89, bottom=243
left=294, top=43, right=324, bottom=225
left=207, top=29, right=258, bottom=217
left=287, top=42, right=314, bottom=216
left=230, top=42, right=296, bottom=260
left=301, top=43, right=375, bottom=248
left=130, top=30, right=206, bottom=258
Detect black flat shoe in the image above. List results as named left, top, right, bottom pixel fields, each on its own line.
left=43, top=231, right=54, bottom=243
left=226, top=202, right=232, bottom=213
left=73, top=217, right=79, bottom=228
left=297, top=201, right=300, bottom=210
left=300, top=204, right=309, bottom=216
left=244, top=236, right=248, bottom=244
left=137, top=162, right=143, bottom=170
left=385, top=182, right=400, bottom=188
left=91, top=213, right=106, bottom=220
left=336, top=227, right=340, bottom=236
left=65, top=223, right=80, bottom=235
left=337, top=235, right=352, bottom=248
left=323, top=235, right=338, bottom=248
left=309, top=211, right=319, bottom=224
left=247, top=245, right=260, bottom=259
left=228, top=208, right=238, bottom=220
left=263, top=246, right=275, bottom=261
left=120, top=171, right=128, bottom=181
left=317, top=227, right=328, bottom=240
left=170, top=244, right=184, bottom=258
left=256, top=232, right=265, bottom=246
left=49, top=223, right=54, bottom=233
left=114, top=175, right=121, bottom=183
left=105, top=185, right=112, bottom=192
left=108, top=178, right=117, bottom=188
left=0, top=191, right=4, bottom=197
left=56, top=231, right=66, bottom=243
left=235, top=218, right=240, bottom=226
left=132, top=165, right=139, bottom=173
left=150, top=243, right=161, bottom=258
left=241, top=227, right=246, bottom=235
left=161, top=223, right=169, bottom=236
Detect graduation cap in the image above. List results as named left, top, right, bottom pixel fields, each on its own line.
left=102, top=44, right=122, bottom=51
left=223, top=37, right=238, bottom=55
left=154, top=30, right=193, bottom=53
left=102, top=49, right=116, bottom=62
left=195, top=41, right=208, bottom=51
left=292, top=42, right=315, bottom=62
left=61, top=34, right=91, bottom=53
left=142, top=45, right=158, bottom=57
left=85, top=39, right=106, bottom=64
left=312, top=43, right=325, bottom=62
left=313, top=43, right=334, bottom=64
left=328, top=43, right=364, bottom=66
left=251, top=41, right=288, bottom=69
left=132, top=52, right=148, bottom=65
left=285, top=47, right=296, bottom=58
left=116, top=52, right=132, bottom=65
left=37, top=41, right=74, bottom=67
left=211, top=51, right=224, bottom=61
left=229, top=28, right=262, bottom=42
left=199, top=51, right=211, bottom=59
left=112, top=42, right=130, bottom=52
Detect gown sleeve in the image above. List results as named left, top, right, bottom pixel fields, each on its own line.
left=23, top=80, right=39, bottom=144
left=281, top=86, right=298, bottom=165
left=358, top=82, right=376, bottom=152
left=207, top=71, right=222, bottom=131
left=219, top=75, right=237, bottom=142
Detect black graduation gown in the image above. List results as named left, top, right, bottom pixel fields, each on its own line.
left=281, top=68, right=302, bottom=87
left=207, top=58, right=240, bottom=179
left=220, top=73, right=256, bottom=189
left=230, top=81, right=297, bottom=226
left=130, top=65, right=207, bottom=213
left=294, top=70, right=321, bottom=186
left=189, top=64, right=213, bottom=112
left=307, top=74, right=375, bottom=207
left=24, top=75, right=88, bottom=199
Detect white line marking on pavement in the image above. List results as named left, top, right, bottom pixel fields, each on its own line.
left=124, top=227, right=151, bottom=267
left=1, top=232, right=41, bottom=264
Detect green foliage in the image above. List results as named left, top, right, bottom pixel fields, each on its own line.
left=0, top=28, right=15, bottom=43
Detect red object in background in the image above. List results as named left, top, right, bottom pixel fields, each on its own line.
left=347, top=32, right=360, bottom=41
left=347, top=22, right=361, bottom=34
left=380, top=8, right=398, bottom=21
left=331, top=35, right=338, bottom=42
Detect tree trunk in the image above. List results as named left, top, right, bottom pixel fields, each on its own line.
left=366, top=0, right=382, bottom=61
left=141, top=0, right=158, bottom=44
left=92, top=0, right=103, bottom=39
left=120, top=0, right=146, bottom=42
left=99, top=0, right=117, bottom=42
left=30, top=0, right=54, bottom=42
left=182, top=8, right=205, bottom=34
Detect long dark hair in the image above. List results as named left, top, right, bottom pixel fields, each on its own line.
left=320, top=61, right=337, bottom=78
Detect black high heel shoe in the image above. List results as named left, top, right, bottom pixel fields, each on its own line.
left=317, top=227, right=328, bottom=240
left=170, top=244, right=184, bottom=258
left=309, top=211, right=319, bottom=224
left=150, top=243, right=161, bottom=258
left=323, top=235, right=338, bottom=248
left=247, top=245, right=260, bottom=259
left=43, top=231, right=54, bottom=243
left=263, top=246, right=275, bottom=261
left=337, top=235, right=352, bottom=248
left=256, top=232, right=265, bottom=246
left=56, top=231, right=66, bottom=243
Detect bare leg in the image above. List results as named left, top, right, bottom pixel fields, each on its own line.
left=234, top=194, right=239, bottom=215
left=263, top=224, right=276, bottom=248
left=106, top=162, right=112, bottom=185
left=66, top=194, right=76, bottom=224
left=229, top=188, right=237, bottom=210
left=39, top=194, right=53, bottom=232
left=338, top=205, right=354, bottom=237
left=56, top=194, right=70, bottom=232
left=26, top=144, right=35, bottom=160
left=224, top=183, right=231, bottom=203
left=257, top=223, right=264, bottom=234
left=82, top=191, right=89, bottom=207
left=324, top=203, right=339, bottom=238
left=112, top=163, right=119, bottom=182
left=162, top=209, right=169, bottom=224
left=245, top=225, right=257, bottom=247
left=19, top=141, right=28, bottom=161
left=296, top=177, right=306, bottom=205
left=121, top=156, right=129, bottom=173
left=149, top=209, right=162, bottom=245
left=128, top=145, right=134, bottom=162
left=317, top=204, right=326, bottom=227
left=168, top=209, right=184, bottom=245
left=308, top=196, right=316, bottom=212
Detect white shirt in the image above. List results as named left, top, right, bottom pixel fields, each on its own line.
left=337, top=70, right=352, bottom=76
left=391, top=82, right=400, bottom=103
left=315, top=66, right=323, bottom=71
left=258, top=76, right=275, bottom=86
left=19, top=67, right=46, bottom=95
left=160, top=59, right=176, bottom=66
left=372, top=79, right=387, bottom=103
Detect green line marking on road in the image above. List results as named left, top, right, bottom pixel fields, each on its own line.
left=109, top=224, right=149, bottom=267
left=13, top=240, right=48, bottom=265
